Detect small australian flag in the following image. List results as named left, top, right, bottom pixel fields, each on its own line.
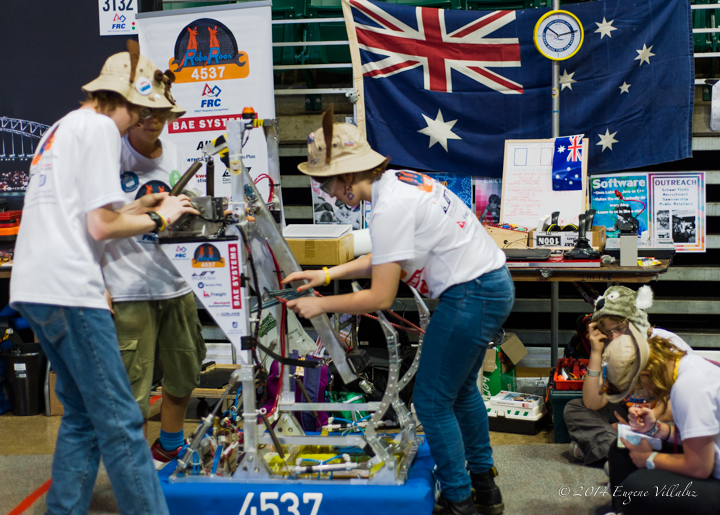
left=552, top=135, right=584, bottom=191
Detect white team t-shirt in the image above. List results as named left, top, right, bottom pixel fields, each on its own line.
left=101, top=137, right=191, bottom=301
left=653, top=328, right=692, bottom=354
left=670, top=353, right=720, bottom=479
left=370, top=170, right=506, bottom=298
left=11, top=109, right=126, bottom=310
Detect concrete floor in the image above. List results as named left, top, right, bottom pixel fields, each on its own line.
left=0, top=377, right=559, bottom=514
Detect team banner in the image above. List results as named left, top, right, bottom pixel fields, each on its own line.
left=137, top=3, right=275, bottom=198
left=161, top=240, right=250, bottom=362
left=342, top=0, right=693, bottom=177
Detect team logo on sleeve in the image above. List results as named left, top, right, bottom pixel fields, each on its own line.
left=134, top=180, right=171, bottom=199
left=192, top=243, right=225, bottom=268
left=121, top=172, right=140, bottom=192
left=396, top=171, right=434, bottom=193
left=31, top=125, right=59, bottom=167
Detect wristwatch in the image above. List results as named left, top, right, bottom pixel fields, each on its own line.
left=646, top=451, right=659, bottom=470
left=147, top=211, right=164, bottom=233
left=586, top=369, right=602, bottom=377
left=645, top=420, right=661, bottom=438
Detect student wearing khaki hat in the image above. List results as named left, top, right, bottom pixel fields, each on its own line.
left=283, top=108, right=513, bottom=515
left=10, top=41, right=197, bottom=514
left=595, top=289, right=720, bottom=514
left=565, top=286, right=693, bottom=466
left=101, top=79, right=205, bottom=470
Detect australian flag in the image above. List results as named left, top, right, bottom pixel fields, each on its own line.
left=552, top=134, right=584, bottom=190
left=343, top=0, right=693, bottom=177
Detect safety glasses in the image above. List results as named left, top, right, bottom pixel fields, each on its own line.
left=315, top=176, right=336, bottom=196
left=598, top=318, right=629, bottom=340
left=138, top=107, right=173, bottom=121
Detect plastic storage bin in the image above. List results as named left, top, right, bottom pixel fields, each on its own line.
left=548, top=387, right=584, bottom=443
left=486, top=390, right=548, bottom=435
left=2, top=343, right=47, bottom=416
left=553, top=358, right=589, bottom=390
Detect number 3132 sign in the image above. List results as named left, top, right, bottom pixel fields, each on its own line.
left=98, top=0, right=137, bottom=36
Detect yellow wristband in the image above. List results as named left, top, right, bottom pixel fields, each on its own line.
left=322, top=267, right=331, bottom=287
left=156, top=212, right=168, bottom=232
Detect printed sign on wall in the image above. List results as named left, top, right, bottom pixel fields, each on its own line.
left=649, top=172, right=706, bottom=253
left=98, top=0, right=138, bottom=36
left=589, top=174, right=649, bottom=239
left=137, top=3, right=275, bottom=199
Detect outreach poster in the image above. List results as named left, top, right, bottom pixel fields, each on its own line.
left=589, top=173, right=649, bottom=238
left=649, top=173, right=706, bottom=252
left=137, top=2, right=275, bottom=200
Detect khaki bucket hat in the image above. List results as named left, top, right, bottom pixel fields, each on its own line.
left=601, top=322, right=650, bottom=403
left=298, top=106, right=386, bottom=177
left=83, top=41, right=185, bottom=117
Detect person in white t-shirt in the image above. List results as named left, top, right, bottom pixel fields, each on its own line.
left=10, top=43, right=197, bottom=515
left=595, top=287, right=720, bottom=515
left=565, top=285, right=694, bottom=465
left=102, top=100, right=206, bottom=469
left=283, top=115, right=514, bottom=515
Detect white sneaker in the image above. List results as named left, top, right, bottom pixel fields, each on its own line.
left=570, top=441, right=585, bottom=460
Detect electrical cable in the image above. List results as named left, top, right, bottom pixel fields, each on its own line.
left=254, top=174, right=277, bottom=204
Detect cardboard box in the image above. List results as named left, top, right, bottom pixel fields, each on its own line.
left=286, top=234, right=354, bottom=265
left=478, top=332, right=528, bottom=400
left=484, top=226, right=529, bottom=249
left=49, top=371, right=63, bottom=416
left=529, top=226, right=606, bottom=251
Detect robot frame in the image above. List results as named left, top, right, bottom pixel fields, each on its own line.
left=158, top=108, right=427, bottom=486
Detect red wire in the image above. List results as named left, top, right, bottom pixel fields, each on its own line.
left=267, top=243, right=283, bottom=287
left=254, top=174, right=276, bottom=203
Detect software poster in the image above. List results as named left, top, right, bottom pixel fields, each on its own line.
left=137, top=2, right=275, bottom=199
left=589, top=173, right=650, bottom=239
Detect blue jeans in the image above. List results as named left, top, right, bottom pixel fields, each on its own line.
left=413, top=266, right=515, bottom=502
left=16, top=303, right=168, bottom=515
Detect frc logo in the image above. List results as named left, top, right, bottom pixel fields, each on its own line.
left=175, top=246, right=187, bottom=259
left=168, top=18, right=248, bottom=83
left=201, top=84, right=222, bottom=108
left=200, top=87, right=222, bottom=108
left=112, top=14, right=127, bottom=29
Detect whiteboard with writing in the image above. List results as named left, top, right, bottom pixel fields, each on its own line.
left=500, top=139, right=587, bottom=230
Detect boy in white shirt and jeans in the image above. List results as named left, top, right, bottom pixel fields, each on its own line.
left=10, top=43, right=197, bottom=514
left=102, top=96, right=206, bottom=469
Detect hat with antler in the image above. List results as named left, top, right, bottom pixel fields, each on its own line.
left=298, top=105, right=387, bottom=177
left=592, top=285, right=654, bottom=337
left=83, top=40, right=185, bottom=117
